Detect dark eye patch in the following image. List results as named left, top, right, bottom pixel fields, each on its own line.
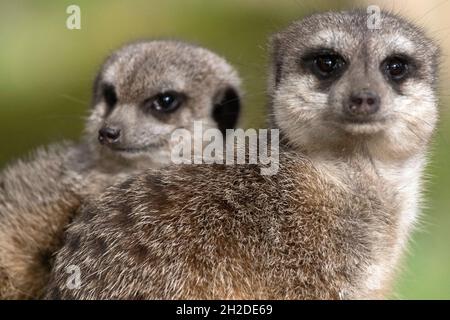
left=300, top=48, right=348, bottom=90
left=381, top=54, right=416, bottom=82
left=102, top=83, right=118, bottom=114
left=142, top=90, right=186, bottom=121
left=380, top=54, right=418, bottom=94
left=152, top=91, right=183, bottom=113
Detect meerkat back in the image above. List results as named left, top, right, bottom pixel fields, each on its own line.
left=45, top=11, right=439, bottom=300
left=0, top=40, right=242, bottom=299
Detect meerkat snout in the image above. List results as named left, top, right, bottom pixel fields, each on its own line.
left=345, top=89, right=380, bottom=119
left=98, top=126, right=121, bottom=145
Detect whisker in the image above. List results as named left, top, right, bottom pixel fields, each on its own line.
left=59, top=94, right=89, bottom=106
left=392, top=110, right=449, bottom=146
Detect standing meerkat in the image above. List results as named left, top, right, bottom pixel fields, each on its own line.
left=46, top=10, right=439, bottom=299
left=0, top=40, right=242, bottom=299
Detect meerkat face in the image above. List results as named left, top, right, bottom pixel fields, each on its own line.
left=271, top=10, right=440, bottom=158
left=85, top=40, right=241, bottom=167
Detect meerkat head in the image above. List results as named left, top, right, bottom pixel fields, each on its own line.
left=85, top=40, right=241, bottom=168
left=270, top=10, right=440, bottom=160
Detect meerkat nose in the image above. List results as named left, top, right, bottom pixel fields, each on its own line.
left=98, top=127, right=121, bottom=145
left=346, top=90, right=380, bottom=117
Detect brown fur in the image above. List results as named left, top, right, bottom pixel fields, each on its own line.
left=45, top=151, right=397, bottom=299
left=0, top=143, right=118, bottom=298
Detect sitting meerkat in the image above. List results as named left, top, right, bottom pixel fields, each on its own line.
left=45, top=10, right=439, bottom=299
left=0, top=40, right=242, bottom=299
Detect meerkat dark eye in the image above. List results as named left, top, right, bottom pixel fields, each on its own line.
left=102, top=83, right=118, bottom=108
left=382, top=56, right=410, bottom=81
left=144, top=91, right=185, bottom=114
left=314, top=54, right=346, bottom=77
left=303, top=51, right=347, bottom=80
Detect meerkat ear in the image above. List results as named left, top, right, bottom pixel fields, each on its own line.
left=212, top=87, right=241, bottom=136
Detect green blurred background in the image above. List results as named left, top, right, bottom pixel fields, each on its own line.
left=0, top=0, right=449, bottom=299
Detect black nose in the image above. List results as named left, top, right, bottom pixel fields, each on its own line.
left=345, top=90, right=380, bottom=118
left=98, top=127, right=121, bottom=145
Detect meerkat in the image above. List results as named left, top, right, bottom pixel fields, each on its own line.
left=0, top=40, right=242, bottom=299
left=45, top=10, right=439, bottom=299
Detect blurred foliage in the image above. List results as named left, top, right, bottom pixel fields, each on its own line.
left=0, top=0, right=449, bottom=299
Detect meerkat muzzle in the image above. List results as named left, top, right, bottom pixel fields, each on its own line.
left=344, top=89, right=381, bottom=121
left=98, top=127, right=121, bottom=146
